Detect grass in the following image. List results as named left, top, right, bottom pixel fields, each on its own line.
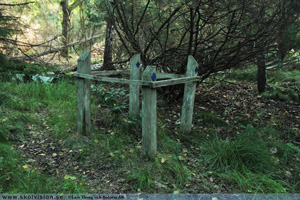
left=1, top=79, right=77, bottom=139
left=0, top=143, right=87, bottom=193
left=226, top=65, right=258, bottom=82
left=202, top=127, right=275, bottom=173
left=1, top=60, right=299, bottom=193
left=0, top=78, right=85, bottom=193
left=196, top=109, right=228, bottom=127
left=218, top=170, right=287, bottom=193
left=227, top=65, right=300, bottom=102
left=199, top=124, right=300, bottom=193
left=261, top=85, right=299, bottom=102
left=126, top=153, right=191, bottom=192
left=87, top=116, right=191, bottom=192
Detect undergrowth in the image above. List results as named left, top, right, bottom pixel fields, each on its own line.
left=0, top=143, right=86, bottom=193
left=226, top=66, right=257, bottom=82
left=0, top=77, right=84, bottom=193
left=1, top=61, right=299, bottom=193
left=200, top=124, right=300, bottom=193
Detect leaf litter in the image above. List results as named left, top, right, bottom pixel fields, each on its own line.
left=14, top=82, right=300, bottom=193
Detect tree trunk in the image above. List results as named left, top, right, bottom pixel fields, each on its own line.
left=257, top=48, right=267, bottom=93
left=61, top=0, right=69, bottom=58
left=103, top=19, right=114, bottom=70
left=257, top=6, right=267, bottom=94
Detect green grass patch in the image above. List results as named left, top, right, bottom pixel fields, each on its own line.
left=0, top=80, right=77, bottom=139
left=199, top=124, right=300, bottom=193
left=127, top=154, right=191, bottom=192
left=0, top=78, right=88, bottom=193
left=262, top=69, right=299, bottom=102
left=203, top=130, right=275, bottom=173
left=269, top=70, right=300, bottom=87
left=226, top=65, right=257, bottom=82
left=0, top=143, right=87, bottom=193
left=196, top=110, right=228, bottom=127
left=261, top=86, right=299, bottom=102
left=218, top=170, right=287, bottom=193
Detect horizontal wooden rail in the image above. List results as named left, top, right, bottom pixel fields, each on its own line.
left=75, top=72, right=200, bottom=88
left=75, top=52, right=200, bottom=159
left=91, top=70, right=130, bottom=76
left=156, top=73, right=185, bottom=79
left=91, top=70, right=184, bottom=80
left=74, top=72, right=148, bottom=85
left=150, top=76, right=200, bottom=88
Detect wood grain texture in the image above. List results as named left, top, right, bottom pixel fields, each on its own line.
left=77, top=51, right=91, bottom=136
left=142, top=66, right=157, bottom=159
left=180, top=56, right=199, bottom=133
left=129, top=54, right=141, bottom=117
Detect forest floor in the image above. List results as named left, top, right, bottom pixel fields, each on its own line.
left=1, top=64, right=300, bottom=193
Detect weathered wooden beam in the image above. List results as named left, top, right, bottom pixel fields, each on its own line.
left=180, top=56, right=199, bottom=133
left=150, top=76, right=200, bottom=88
left=156, top=73, right=185, bottom=80
left=77, top=51, right=91, bottom=136
left=91, top=71, right=183, bottom=79
left=75, top=72, right=199, bottom=87
left=142, top=66, right=157, bottom=159
left=77, top=71, right=199, bottom=88
left=91, top=70, right=130, bottom=76
left=129, top=54, right=141, bottom=117
left=74, top=73, right=148, bottom=86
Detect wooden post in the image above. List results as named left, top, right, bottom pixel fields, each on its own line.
left=180, top=56, right=199, bottom=133
left=129, top=54, right=141, bottom=117
left=77, top=51, right=91, bottom=136
left=142, top=66, right=157, bottom=159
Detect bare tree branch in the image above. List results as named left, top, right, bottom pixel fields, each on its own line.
left=0, top=2, right=33, bottom=6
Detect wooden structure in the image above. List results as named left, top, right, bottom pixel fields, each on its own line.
left=75, top=51, right=200, bottom=159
